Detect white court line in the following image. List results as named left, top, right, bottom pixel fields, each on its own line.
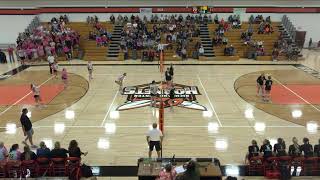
left=1, top=125, right=301, bottom=129
left=197, top=75, right=222, bottom=127
left=273, top=77, right=320, bottom=112
left=100, top=90, right=119, bottom=127
left=0, top=76, right=54, bottom=116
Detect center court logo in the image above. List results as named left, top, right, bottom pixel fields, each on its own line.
left=116, top=81, right=207, bottom=111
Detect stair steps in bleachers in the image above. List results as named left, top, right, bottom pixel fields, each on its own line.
left=199, top=24, right=215, bottom=57
left=106, top=25, right=123, bottom=60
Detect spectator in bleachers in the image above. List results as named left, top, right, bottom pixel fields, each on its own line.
left=260, top=139, right=273, bottom=159
left=8, top=144, right=21, bottom=160
left=266, top=16, right=271, bottom=23
left=214, top=15, right=219, bottom=24
left=273, top=138, right=286, bottom=157
left=181, top=48, right=187, bottom=60
left=21, top=145, right=37, bottom=161
left=198, top=46, right=204, bottom=56
left=264, top=23, right=273, bottom=34
left=300, top=137, right=313, bottom=157
left=110, top=14, right=115, bottom=24
left=314, top=139, right=320, bottom=157
left=50, top=141, right=68, bottom=158
left=157, top=163, right=177, bottom=180
left=68, top=140, right=88, bottom=158
left=222, top=37, right=228, bottom=45
left=272, top=48, right=279, bottom=61
left=288, top=137, right=301, bottom=157
left=247, top=140, right=260, bottom=160
left=249, top=15, right=254, bottom=24
left=0, top=142, right=8, bottom=161
left=36, top=141, right=51, bottom=158
left=224, top=45, right=235, bottom=56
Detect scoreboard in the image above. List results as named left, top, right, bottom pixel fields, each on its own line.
left=192, top=6, right=210, bottom=14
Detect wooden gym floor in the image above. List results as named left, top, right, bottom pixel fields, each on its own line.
left=0, top=54, right=320, bottom=170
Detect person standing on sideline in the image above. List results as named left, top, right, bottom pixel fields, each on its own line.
left=7, top=46, right=15, bottom=63
left=47, top=54, right=55, bottom=74
left=61, top=68, right=68, bottom=89
left=31, top=84, right=42, bottom=107
left=115, top=73, right=126, bottom=94
left=256, top=73, right=265, bottom=97
left=263, top=76, right=273, bottom=102
left=150, top=80, right=158, bottom=107
left=146, top=123, right=163, bottom=158
left=87, top=61, right=93, bottom=80
left=20, top=108, right=37, bottom=148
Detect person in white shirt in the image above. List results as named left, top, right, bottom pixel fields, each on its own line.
left=47, top=55, right=55, bottom=74
left=146, top=123, right=163, bottom=158
left=115, top=73, right=127, bottom=93
left=149, top=81, right=158, bottom=107
left=31, top=83, right=42, bottom=106
left=87, top=61, right=93, bottom=80
left=199, top=46, right=205, bottom=56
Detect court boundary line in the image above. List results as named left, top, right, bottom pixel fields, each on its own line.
left=0, top=75, right=54, bottom=116
left=100, top=90, right=119, bottom=127
left=0, top=125, right=303, bottom=129
left=197, top=75, right=223, bottom=127
left=273, top=77, right=320, bottom=112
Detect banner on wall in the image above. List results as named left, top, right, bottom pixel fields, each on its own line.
left=140, top=8, right=152, bottom=14
left=233, top=8, right=246, bottom=15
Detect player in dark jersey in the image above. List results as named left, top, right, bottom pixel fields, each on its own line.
left=256, top=73, right=265, bottom=97
left=169, top=87, right=175, bottom=111
left=264, top=76, right=273, bottom=102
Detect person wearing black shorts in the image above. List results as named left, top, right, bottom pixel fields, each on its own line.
left=169, top=87, right=175, bottom=111
left=165, top=68, right=172, bottom=87
left=264, top=76, right=273, bottom=102
left=146, top=123, right=163, bottom=158
left=256, top=73, right=265, bottom=97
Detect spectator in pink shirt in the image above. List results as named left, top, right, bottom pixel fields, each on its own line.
left=63, top=46, right=71, bottom=60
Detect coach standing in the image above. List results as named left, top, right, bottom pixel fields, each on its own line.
left=146, top=123, right=163, bottom=158
left=47, top=54, right=55, bottom=74
left=20, top=108, right=37, bottom=148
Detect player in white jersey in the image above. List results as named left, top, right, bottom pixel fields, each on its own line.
left=31, top=83, right=42, bottom=106
left=87, top=61, right=93, bottom=80
left=115, top=73, right=127, bottom=93
left=149, top=80, right=158, bottom=107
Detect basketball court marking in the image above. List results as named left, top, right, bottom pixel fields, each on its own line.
left=197, top=75, right=222, bottom=127
left=0, top=75, right=54, bottom=116
left=100, top=90, right=119, bottom=127
left=272, top=77, right=320, bottom=112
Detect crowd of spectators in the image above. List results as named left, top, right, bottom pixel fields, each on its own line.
left=0, top=140, right=87, bottom=162
left=119, top=14, right=200, bottom=60
left=87, top=16, right=112, bottom=47
left=246, top=137, right=320, bottom=163
left=15, top=15, right=79, bottom=63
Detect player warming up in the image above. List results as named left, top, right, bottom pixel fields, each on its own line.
left=115, top=73, right=126, bottom=94
left=87, top=61, right=93, bottom=80
left=31, top=83, right=42, bottom=107
left=263, top=76, right=273, bottom=102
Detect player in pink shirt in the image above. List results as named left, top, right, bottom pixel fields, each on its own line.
left=61, top=68, right=68, bottom=89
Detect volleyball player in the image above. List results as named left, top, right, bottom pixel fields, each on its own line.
left=165, top=68, right=172, bottom=87
left=264, top=76, right=273, bottom=102
left=115, top=73, right=127, bottom=94
left=150, top=80, right=158, bottom=107
left=61, top=68, right=68, bottom=89
left=51, top=61, right=59, bottom=78
left=31, top=83, right=42, bottom=107
left=169, top=86, right=175, bottom=111
left=256, top=73, right=265, bottom=97
left=87, top=61, right=93, bottom=80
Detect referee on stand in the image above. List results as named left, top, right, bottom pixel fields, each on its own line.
left=146, top=123, right=163, bottom=158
